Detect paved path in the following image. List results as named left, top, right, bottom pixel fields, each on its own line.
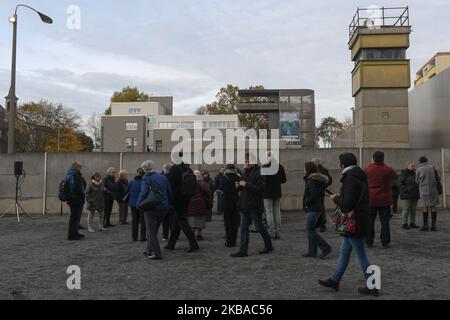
left=1, top=211, right=449, bottom=300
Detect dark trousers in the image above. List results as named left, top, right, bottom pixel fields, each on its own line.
left=131, top=207, right=146, bottom=241
left=392, top=194, right=399, bottom=214
left=306, top=211, right=332, bottom=256
left=368, top=206, right=391, bottom=246
left=144, top=209, right=167, bottom=258
left=104, top=198, right=114, bottom=225
left=224, top=205, right=240, bottom=247
left=68, top=205, right=83, bottom=239
left=317, top=210, right=327, bottom=228
left=168, top=208, right=199, bottom=249
left=119, top=202, right=129, bottom=224
left=162, top=207, right=174, bottom=239
left=239, top=211, right=273, bottom=255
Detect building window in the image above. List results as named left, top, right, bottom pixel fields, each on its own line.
left=126, top=123, right=138, bottom=131
left=129, top=108, right=142, bottom=114
left=125, top=138, right=138, bottom=147
left=355, top=48, right=406, bottom=62
left=155, top=140, right=163, bottom=152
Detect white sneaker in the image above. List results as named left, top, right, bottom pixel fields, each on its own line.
left=88, top=228, right=96, bottom=233
left=99, top=227, right=106, bottom=232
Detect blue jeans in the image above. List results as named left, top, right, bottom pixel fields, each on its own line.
left=239, top=211, right=273, bottom=255
left=331, top=237, right=371, bottom=284
left=216, top=190, right=224, bottom=215
left=306, top=212, right=332, bottom=256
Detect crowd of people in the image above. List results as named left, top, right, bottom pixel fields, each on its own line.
left=62, top=150, right=443, bottom=297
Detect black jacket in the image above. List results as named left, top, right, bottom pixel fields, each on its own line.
left=214, top=172, right=224, bottom=191
left=303, top=173, right=328, bottom=213
left=263, top=163, right=287, bottom=199
left=115, top=179, right=129, bottom=203
left=220, top=169, right=241, bottom=211
left=239, top=165, right=265, bottom=213
left=318, top=165, right=333, bottom=188
left=333, top=166, right=370, bottom=239
left=103, top=176, right=116, bottom=201
left=168, top=162, right=192, bottom=210
left=398, top=169, right=420, bottom=200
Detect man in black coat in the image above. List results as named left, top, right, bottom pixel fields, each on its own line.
left=232, top=154, right=274, bottom=258
left=103, top=168, right=117, bottom=228
left=166, top=154, right=199, bottom=252
left=263, top=158, right=287, bottom=240
left=66, top=161, right=87, bottom=241
left=313, top=159, right=333, bottom=232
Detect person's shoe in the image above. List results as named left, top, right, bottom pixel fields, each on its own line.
left=186, top=246, right=200, bottom=253
left=402, top=224, right=410, bottom=230
left=231, top=252, right=248, bottom=258
left=319, top=249, right=332, bottom=260
left=382, top=244, right=390, bottom=249
left=143, top=251, right=151, bottom=257
left=431, top=227, right=437, bottom=232
left=259, top=247, right=274, bottom=255
left=149, top=255, right=163, bottom=260
left=358, top=286, right=379, bottom=297
left=164, top=245, right=175, bottom=251
left=140, top=238, right=147, bottom=242
left=99, top=227, right=107, bottom=232
left=196, top=235, right=204, bottom=241
left=161, top=238, right=168, bottom=242
left=76, top=233, right=85, bottom=238
left=302, top=253, right=317, bottom=258
left=106, top=223, right=116, bottom=228
left=409, top=223, right=419, bottom=229
left=420, top=226, right=429, bottom=232
left=318, top=279, right=339, bottom=292
left=88, top=228, right=95, bottom=233
left=78, top=225, right=85, bottom=230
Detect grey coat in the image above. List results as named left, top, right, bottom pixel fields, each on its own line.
left=416, top=163, right=440, bottom=207
left=85, top=181, right=105, bottom=212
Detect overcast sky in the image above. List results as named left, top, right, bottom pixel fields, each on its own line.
left=1, top=0, right=449, bottom=123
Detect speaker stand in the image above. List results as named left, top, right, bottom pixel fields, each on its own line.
left=1, top=175, right=29, bottom=223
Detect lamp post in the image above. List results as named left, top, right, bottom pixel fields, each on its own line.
left=7, top=4, right=53, bottom=154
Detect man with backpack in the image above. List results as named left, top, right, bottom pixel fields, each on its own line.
left=166, top=153, right=200, bottom=253
left=62, top=161, right=87, bottom=241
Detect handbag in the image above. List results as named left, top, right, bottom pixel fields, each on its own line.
left=331, top=183, right=366, bottom=237
left=138, top=184, right=164, bottom=211
left=433, top=167, right=443, bottom=196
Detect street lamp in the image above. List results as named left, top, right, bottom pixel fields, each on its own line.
left=6, top=4, right=53, bottom=154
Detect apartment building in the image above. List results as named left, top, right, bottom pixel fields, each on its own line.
left=415, top=52, right=450, bottom=87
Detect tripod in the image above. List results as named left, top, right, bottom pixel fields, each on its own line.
left=1, top=174, right=29, bottom=223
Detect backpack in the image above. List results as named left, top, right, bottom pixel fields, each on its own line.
left=58, top=178, right=70, bottom=203
left=181, top=168, right=197, bottom=197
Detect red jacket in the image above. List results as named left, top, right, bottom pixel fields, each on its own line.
left=364, top=163, right=395, bottom=207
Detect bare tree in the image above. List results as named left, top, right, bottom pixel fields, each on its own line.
left=85, top=113, right=102, bottom=150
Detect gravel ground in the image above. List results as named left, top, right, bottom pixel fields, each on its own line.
left=1, top=210, right=449, bottom=300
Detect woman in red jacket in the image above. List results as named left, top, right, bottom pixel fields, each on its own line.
left=187, top=171, right=212, bottom=241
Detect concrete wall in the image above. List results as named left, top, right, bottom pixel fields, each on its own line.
left=409, top=67, right=450, bottom=149
left=1, top=149, right=448, bottom=215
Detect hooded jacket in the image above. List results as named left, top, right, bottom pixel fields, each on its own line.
left=66, top=167, right=86, bottom=207
left=303, top=173, right=329, bottom=213
left=333, top=166, right=370, bottom=238
left=85, top=180, right=105, bottom=212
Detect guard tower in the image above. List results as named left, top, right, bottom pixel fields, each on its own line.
left=349, top=7, right=411, bottom=148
